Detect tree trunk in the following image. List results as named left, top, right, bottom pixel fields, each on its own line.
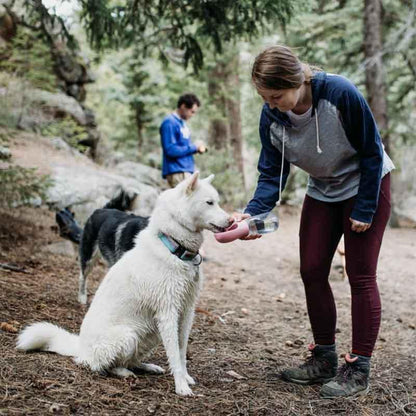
left=225, top=54, right=245, bottom=189
left=364, top=0, right=389, bottom=153
left=135, top=105, right=145, bottom=158
left=208, top=52, right=245, bottom=188
left=208, top=62, right=229, bottom=150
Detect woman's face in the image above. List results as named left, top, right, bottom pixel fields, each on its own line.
left=256, top=86, right=302, bottom=112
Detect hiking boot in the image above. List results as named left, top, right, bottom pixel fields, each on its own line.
left=320, top=353, right=370, bottom=398
left=281, top=344, right=338, bottom=385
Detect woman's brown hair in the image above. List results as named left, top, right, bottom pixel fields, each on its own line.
left=251, top=45, right=314, bottom=91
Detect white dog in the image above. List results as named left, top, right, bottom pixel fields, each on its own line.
left=17, top=172, right=233, bottom=396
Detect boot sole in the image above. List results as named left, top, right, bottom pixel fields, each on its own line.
left=320, top=385, right=370, bottom=399
left=281, top=374, right=335, bottom=385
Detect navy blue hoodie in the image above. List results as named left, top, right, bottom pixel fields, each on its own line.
left=245, top=72, right=394, bottom=223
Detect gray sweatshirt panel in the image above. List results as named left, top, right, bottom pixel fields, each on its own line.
left=269, top=99, right=394, bottom=202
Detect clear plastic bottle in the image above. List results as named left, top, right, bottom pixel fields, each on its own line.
left=247, top=213, right=279, bottom=235
left=214, top=212, right=279, bottom=243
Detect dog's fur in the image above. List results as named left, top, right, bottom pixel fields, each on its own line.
left=17, top=173, right=233, bottom=396
left=78, top=208, right=149, bottom=304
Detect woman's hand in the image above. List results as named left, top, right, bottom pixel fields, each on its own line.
left=349, top=218, right=371, bottom=233
left=231, top=212, right=262, bottom=240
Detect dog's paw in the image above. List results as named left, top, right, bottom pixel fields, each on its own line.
left=135, top=363, right=165, bottom=374
left=110, top=367, right=137, bottom=378
left=185, top=374, right=196, bottom=385
left=78, top=293, right=87, bottom=304
left=175, top=382, right=194, bottom=397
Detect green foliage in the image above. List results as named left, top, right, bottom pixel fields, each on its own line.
left=0, top=165, right=53, bottom=207
left=40, top=117, right=89, bottom=151
left=286, top=0, right=416, bottom=147
left=0, top=28, right=58, bottom=92
left=85, top=46, right=214, bottom=160
left=80, top=0, right=296, bottom=72
left=0, top=130, right=52, bottom=207
left=195, top=149, right=247, bottom=208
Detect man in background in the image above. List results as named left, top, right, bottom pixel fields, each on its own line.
left=160, top=93, right=207, bottom=187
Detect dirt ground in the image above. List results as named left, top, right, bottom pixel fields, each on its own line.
left=1, top=205, right=415, bottom=415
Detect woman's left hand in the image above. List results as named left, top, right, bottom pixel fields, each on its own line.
left=349, top=218, right=371, bottom=233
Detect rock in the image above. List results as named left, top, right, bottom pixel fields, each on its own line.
left=226, top=370, right=246, bottom=380
left=0, top=145, right=11, bottom=159
left=46, top=164, right=160, bottom=223
left=42, top=240, right=76, bottom=257
left=114, top=161, right=165, bottom=189
left=50, top=137, right=79, bottom=155
left=30, top=89, right=87, bottom=125
left=48, top=403, right=62, bottom=413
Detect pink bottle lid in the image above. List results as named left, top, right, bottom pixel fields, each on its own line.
left=214, top=221, right=250, bottom=243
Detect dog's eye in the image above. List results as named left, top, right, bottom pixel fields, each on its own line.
left=206, top=200, right=214, bottom=205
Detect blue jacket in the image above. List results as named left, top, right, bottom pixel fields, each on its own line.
left=160, top=113, right=197, bottom=178
left=245, top=72, right=394, bottom=223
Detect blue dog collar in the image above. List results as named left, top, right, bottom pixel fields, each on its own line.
left=158, top=232, right=202, bottom=265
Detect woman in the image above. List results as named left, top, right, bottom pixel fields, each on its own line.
left=236, top=46, right=394, bottom=398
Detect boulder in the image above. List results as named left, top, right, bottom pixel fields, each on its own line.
left=8, top=131, right=162, bottom=224
left=114, top=161, right=166, bottom=189
left=29, top=88, right=87, bottom=125
left=46, top=163, right=159, bottom=224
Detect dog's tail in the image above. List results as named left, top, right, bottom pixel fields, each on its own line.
left=103, top=189, right=138, bottom=211
left=16, top=322, right=79, bottom=357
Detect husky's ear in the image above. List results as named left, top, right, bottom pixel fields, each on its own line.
left=203, top=174, right=215, bottom=184
left=184, top=171, right=200, bottom=195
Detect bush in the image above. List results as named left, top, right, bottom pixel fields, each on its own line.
left=0, top=132, right=53, bottom=207
left=0, top=28, right=57, bottom=92
left=0, top=165, right=53, bottom=207
left=40, top=116, right=89, bottom=151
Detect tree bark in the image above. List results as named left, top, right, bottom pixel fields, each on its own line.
left=225, top=54, right=245, bottom=189
left=208, top=52, right=245, bottom=188
left=208, top=62, right=229, bottom=150
left=135, top=105, right=145, bottom=157
left=364, top=0, right=389, bottom=153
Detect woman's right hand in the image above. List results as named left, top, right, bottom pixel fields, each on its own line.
left=231, top=212, right=262, bottom=240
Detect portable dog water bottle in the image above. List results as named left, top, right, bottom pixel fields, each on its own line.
left=214, top=213, right=279, bottom=243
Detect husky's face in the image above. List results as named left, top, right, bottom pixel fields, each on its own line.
left=173, top=172, right=233, bottom=233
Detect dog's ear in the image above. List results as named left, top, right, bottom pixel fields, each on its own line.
left=203, top=174, right=215, bottom=184
left=184, top=171, right=200, bottom=195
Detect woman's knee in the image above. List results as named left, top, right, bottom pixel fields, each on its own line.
left=300, top=261, right=331, bottom=285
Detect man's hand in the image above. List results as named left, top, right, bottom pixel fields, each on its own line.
left=349, top=217, right=371, bottom=233
left=195, top=141, right=208, bottom=154
left=231, top=212, right=262, bottom=240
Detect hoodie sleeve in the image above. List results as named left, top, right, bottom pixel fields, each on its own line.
left=244, top=108, right=290, bottom=216
left=337, top=79, right=383, bottom=223
left=160, top=118, right=198, bottom=158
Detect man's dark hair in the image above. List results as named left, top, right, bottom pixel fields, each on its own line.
left=177, top=93, right=201, bottom=109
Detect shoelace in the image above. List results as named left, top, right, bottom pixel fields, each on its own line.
left=300, top=354, right=317, bottom=369
left=336, top=362, right=367, bottom=385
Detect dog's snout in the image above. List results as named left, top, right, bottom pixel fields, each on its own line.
left=227, top=216, right=234, bottom=226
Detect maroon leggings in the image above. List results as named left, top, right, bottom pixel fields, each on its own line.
left=299, top=174, right=391, bottom=357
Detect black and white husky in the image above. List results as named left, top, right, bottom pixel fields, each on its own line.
left=78, top=208, right=149, bottom=304
left=17, top=173, right=233, bottom=396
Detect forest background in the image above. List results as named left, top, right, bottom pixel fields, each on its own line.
left=1, top=0, right=415, bottom=218
left=1, top=1, right=416, bottom=414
